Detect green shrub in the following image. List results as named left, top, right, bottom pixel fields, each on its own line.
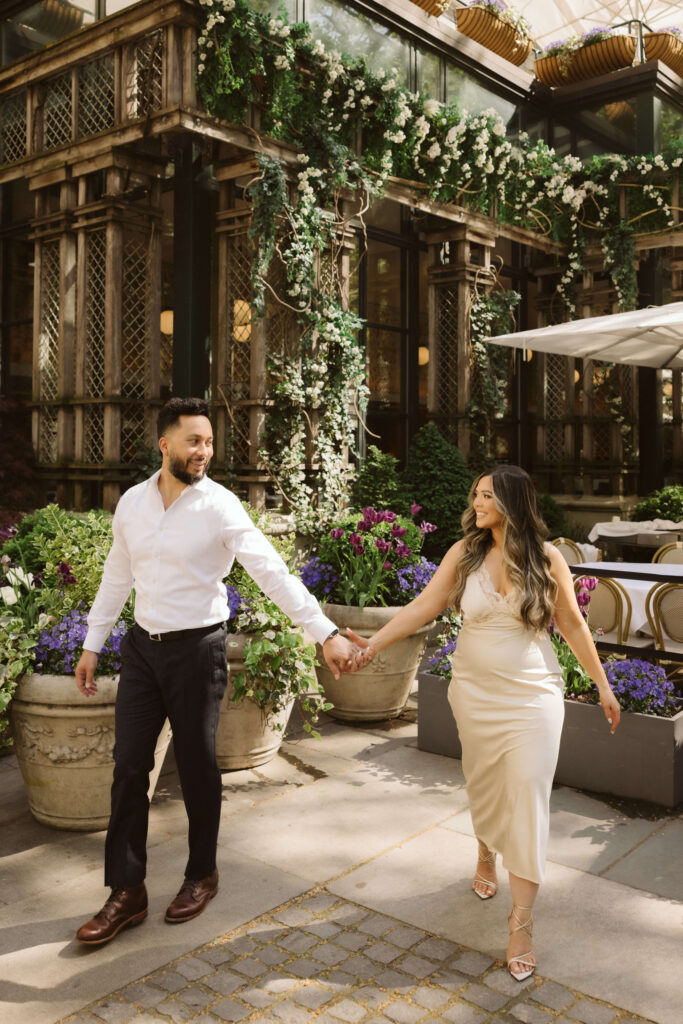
left=351, top=445, right=406, bottom=513
left=401, top=424, right=474, bottom=558
left=630, top=485, right=683, bottom=523
left=537, top=493, right=570, bottom=538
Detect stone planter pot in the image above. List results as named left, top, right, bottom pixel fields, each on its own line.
left=455, top=6, right=532, bottom=67
left=643, top=32, right=683, bottom=78
left=567, top=35, right=637, bottom=83
left=417, top=671, right=683, bottom=807
left=316, top=604, right=433, bottom=722
left=217, top=633, right=294, bottom=770
left=10, top=673, right=172, bottom=831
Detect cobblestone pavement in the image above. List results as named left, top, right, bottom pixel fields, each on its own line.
left=58, top=889, right=653, bottom=1024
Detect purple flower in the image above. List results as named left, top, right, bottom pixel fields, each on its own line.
left=395, top=542, right=412, bottom=559
left=330, top=528, right=344, bottom=540
left=57, top=562, right=77, bottom=586
left=410, top=503, right=422, bottom=516
left=419, top=521, right=437, bottom=536
left=349, top=533, right=365, bottom=555
left=383, top=561, right=392, bottom=570
left=377, top=510, right=397, bottom=523
left=580, top=576, right=598, bottom=591
left=299, top=557, right=338, bottom=597
left=396, top=558, right=437, bottom=597
left=34, top=607, right=126, bottom=676
left=356, top=519, right=373, bottom=533
left=361, top=507, right=380, bottom=524
left=601, top=658, right=677, bottom=716
left=391, top=524, right=407, bottom=538
left=374, top=537, right=392, bottom=553
left=576, top=590, right=591, bottom=607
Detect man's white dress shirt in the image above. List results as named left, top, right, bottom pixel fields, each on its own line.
left=84, top=471, right=336, bottom=653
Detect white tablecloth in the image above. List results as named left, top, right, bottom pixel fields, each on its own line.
left=576, top=542, right=601, bottom=562
left=588, top=519, right=683, bottom=543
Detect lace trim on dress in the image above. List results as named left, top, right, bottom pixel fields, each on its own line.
left=477, top=561, right=518, bottom=605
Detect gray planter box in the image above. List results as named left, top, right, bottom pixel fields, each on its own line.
left=417, top=671, right=683, bottom=807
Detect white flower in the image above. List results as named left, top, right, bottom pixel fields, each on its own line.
left=0, top=586, right=18, bottom=606
left=423, top=99, right=441, bottom=118
left=274, top=55, right=290, bottom=71
left=427, top=142, right=441, bottom=160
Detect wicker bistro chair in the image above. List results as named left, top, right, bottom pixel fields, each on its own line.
left=645, top=582, right=683, bottom=656
left=652, top=541, right=683, bottom=564
left=553, top=537, right=584, bottom=565
left=574, top=575, right=653, bottom=649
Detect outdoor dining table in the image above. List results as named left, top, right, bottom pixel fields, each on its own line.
left=587, top=520, right=683, bottom=549
left=569, top=560, right=683, bottom=661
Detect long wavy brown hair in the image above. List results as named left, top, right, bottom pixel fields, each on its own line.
left=450, top=465, right=557, bottom=631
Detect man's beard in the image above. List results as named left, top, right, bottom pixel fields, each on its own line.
left=168, top=453, right=208, bottom=486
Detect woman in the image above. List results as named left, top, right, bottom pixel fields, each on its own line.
left=348, top=465, right=621, bottom=981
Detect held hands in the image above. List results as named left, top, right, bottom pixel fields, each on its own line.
left=75, top=650, right=99, bottom=697
left=321, top=630, right=374, bottom=678
left=600, top=687, right=621, bottom=734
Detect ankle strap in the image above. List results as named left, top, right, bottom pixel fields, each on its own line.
left=477, top=841, right=496, bottom=864
left=509, top=905, right=534, bottom=935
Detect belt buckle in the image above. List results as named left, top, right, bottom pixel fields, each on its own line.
left=149, top=631, right=162, bottom=642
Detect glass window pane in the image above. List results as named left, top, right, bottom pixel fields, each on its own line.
left=416, top=46, right=442, bottom=100
left=248, top=0, right=296, bottom=18
left=367, top=325, right=402, bottom=407
left=2, top=1, right=95, bottom=66
left=659, top=100, right=683, bottom=151
left=445, top=64, right=517, bottom=131
left=366, top=241, right=402, bottom=328
left=306, top=0, right=410, bottom=86
left=6, top=322, right=32, bottom=396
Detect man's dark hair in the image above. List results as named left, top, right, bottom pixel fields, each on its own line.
left=157, top=397, right=211, bottom=439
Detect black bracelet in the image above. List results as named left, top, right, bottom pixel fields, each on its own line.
left=323, top=628, right=339, bottom=644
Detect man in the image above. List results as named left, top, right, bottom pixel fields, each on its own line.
left=74, top=396, right=355, bottom=946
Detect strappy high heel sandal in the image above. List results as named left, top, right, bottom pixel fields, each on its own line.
left=507, top=904, right=536, bottom=982
left=472, top=841, right=498, bottom=900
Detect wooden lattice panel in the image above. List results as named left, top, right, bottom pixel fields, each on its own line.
left=0, top=90, right=27, bottom=165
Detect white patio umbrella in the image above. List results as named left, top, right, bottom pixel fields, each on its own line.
left=483, top=302, right=683, bottom=369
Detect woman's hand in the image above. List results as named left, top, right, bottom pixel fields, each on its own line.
left=599, top=687, right=621, bottom=734
left=346, top=628, right=375, bottom=667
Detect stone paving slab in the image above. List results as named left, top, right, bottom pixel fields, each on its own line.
left=55, top=889, right=654, bottom=1024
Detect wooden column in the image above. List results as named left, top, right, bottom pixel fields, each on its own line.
left=103, top=167, right=124, bottom=511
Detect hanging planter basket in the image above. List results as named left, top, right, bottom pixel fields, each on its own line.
left=643, top=31, right=683, bottom=79
left=534, top=53, right=572, bottom=87
left=409, top=0, right=451, bottom=16
left=568, top=35, right=637, bottom=83
left=455, top=5, right=532, bottom=67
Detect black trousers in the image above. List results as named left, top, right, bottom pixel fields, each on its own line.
left=104, top=621, right=228, bottom=887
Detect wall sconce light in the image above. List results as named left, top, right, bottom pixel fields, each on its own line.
left=160, top=309, right=174, bottom=335
left=233, top=299, right=252, bottom=343
left=525, top=349, right=534, bottom=362
left=418, top=346, right=430, bottom=366
left=574, top=369, right=581, bottom=384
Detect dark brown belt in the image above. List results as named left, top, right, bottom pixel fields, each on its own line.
left=133, top=621, right=226, bottom=643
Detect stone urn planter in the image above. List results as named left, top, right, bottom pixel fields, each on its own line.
left=643, top=31, right=683, bottom=78
left=455, top=5, right=532, bottom=67
left=315, top=604, right=434, bottom=722
left=10, top=674, right=172, bottom=830
left=568, top=35, right=637, bottom=83
left=216, top=633, right=294, bottom=770
left=417, top=671, right=683, bottom=807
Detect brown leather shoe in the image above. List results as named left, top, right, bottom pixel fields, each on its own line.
left=165, top=869, right=218, bottom=923
left=76, top=883, right=148, bottom=945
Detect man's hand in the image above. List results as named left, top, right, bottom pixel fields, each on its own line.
left=75, top=650, right=99, bottom=696
left=322, top=633, right=358, bottom=679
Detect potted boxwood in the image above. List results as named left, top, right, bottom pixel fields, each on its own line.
left=417, top=577, right=683, bottom=806
left=1, top=506, right=171, bottom=830
left=217, top=507, right=330, bottom=769
left=300, top=505, right=438, bottom=721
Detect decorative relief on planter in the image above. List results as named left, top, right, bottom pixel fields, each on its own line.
left=12, top=717, right=114, bottom=764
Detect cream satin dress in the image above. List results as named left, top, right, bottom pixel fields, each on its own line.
left=447, top=560, right=564, bottom=884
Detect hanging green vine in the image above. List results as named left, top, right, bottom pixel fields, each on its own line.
left=197, top=0, right=683, bottom=519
